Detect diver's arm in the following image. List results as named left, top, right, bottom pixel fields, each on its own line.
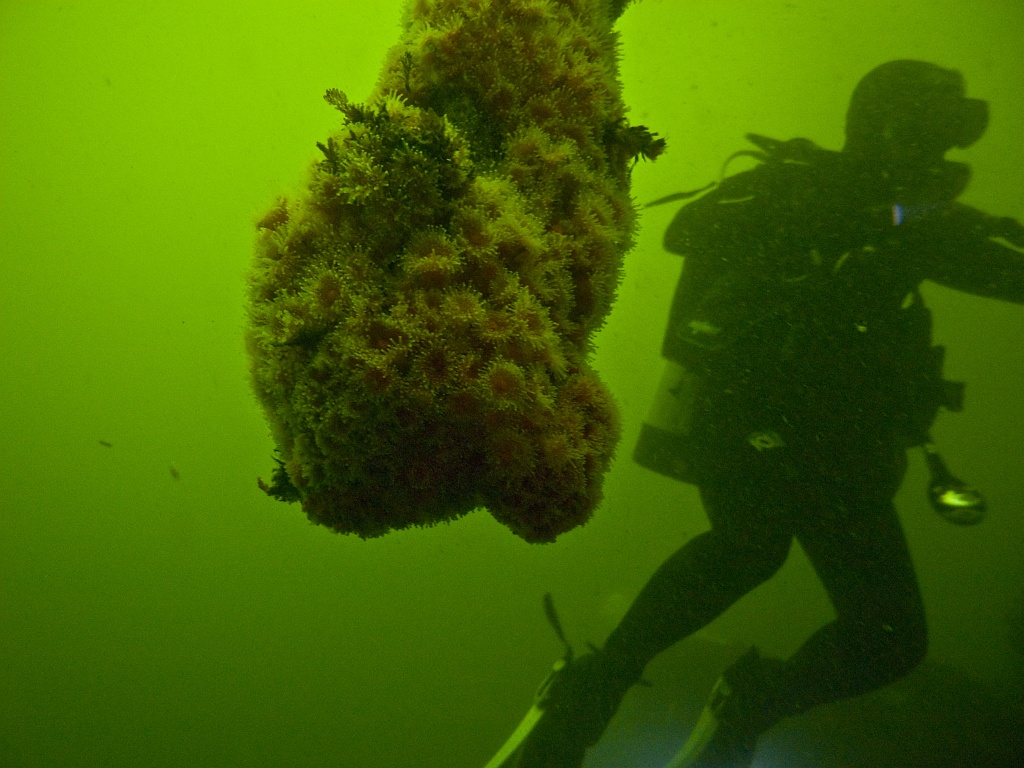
left=926, top=206, right=1024, bottom=303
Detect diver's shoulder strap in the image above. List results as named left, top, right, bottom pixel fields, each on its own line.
left=649, top=133, right=830, bottom=212
left=743, top=133, right=822, bottom=162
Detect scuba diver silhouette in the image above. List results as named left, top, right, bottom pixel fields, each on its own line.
left=490, top=60, right=1024, bottom=768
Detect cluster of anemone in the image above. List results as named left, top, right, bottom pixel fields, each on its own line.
left=246, top=0, right=663, bottom=543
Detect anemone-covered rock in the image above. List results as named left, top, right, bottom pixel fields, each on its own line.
left=246, top=0, right=663, bottom=543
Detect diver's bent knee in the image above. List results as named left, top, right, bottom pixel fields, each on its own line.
left=869, top=618, right=928, bottom=681
left=896, top=624, right=928, bottom=676
left=714, top=533, right=791, bottom=586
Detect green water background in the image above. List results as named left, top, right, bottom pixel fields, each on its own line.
left=2, top=1, right=1023, bottom=766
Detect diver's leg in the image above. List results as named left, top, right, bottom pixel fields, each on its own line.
left=603, top=480, right=794, bottom=680
left=514, top=476, right=793, bottom=767
left=667, top=453, right=925, bottom=767
left=779, top=492, right=927, bottom=713
left=691, top=457, right=926, bottom=759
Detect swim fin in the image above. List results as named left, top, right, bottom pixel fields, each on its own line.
left=663, top=674, right=754, bottom=768
left=663, top=648, right=772, bottom=768
left=482, top=656, right=568, bottom=768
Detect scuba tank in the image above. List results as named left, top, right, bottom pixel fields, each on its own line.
left=632, top=360, right=702, bottom=485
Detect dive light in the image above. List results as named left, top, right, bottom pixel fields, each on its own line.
left=922, top=440, right=986, bottom=526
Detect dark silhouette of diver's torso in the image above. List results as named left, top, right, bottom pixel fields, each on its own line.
left=661, top=141, right=988, bottom=465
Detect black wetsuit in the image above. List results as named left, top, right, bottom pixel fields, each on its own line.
left=608, top=141, right=1024, bottom=727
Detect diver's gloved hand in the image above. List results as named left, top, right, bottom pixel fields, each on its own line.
left=514, top=648, right=639, bottom=768
left=666, top=648, right=783, bottom=768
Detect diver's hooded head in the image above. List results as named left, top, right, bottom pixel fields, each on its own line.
left=843, top=60, right=988, bottom=172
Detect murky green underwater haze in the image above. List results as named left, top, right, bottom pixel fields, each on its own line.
left=2, top=1, right=1023, bottom=766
